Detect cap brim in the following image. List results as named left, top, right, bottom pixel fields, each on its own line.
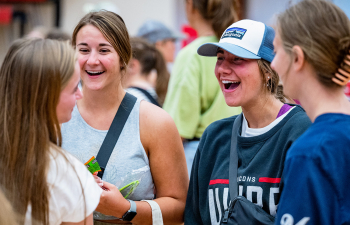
left=197, top=42, right=261, bottom=60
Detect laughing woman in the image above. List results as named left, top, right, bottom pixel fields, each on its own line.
left=272, top=1, right=350, bottom=224
left=61, top=11, right=188, bottom=225
left=184, top=19, right=311, bottom=224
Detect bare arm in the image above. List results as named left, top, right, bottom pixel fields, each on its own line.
left=96, top=101, right=189, bottom=225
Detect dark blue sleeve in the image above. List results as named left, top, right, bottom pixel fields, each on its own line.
left=275, top=156, right=338, bottom=225
left=184, top=139, right=203, bottom=225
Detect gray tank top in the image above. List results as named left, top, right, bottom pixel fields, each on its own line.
left=61, top=99, right=155, bottom=201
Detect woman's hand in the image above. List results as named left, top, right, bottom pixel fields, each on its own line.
left=95, top=181, right=130, bottom=218
left=92, top=172, right=104, bottom=188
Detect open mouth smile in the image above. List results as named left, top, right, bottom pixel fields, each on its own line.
left=86, top=70, right=105, bottom=76
left=222, top=80, right=240, bottom=92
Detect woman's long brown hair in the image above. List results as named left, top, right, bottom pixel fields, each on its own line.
left=0, top=38, right=75, bottom=224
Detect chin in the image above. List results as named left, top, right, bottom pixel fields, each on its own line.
left=59, top=115, right=72, bottom=124
left=224, top=99, right=241, bottom=108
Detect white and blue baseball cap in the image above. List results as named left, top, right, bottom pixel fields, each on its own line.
left=197, top=19, right=275, bottom=62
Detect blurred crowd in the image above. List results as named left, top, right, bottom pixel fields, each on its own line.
left=0, top=0, right=350, bottom=225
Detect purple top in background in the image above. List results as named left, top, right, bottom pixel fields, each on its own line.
left=277, top=104, right=293, bottom=118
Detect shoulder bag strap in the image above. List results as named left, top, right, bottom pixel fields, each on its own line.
left=96, top=92, right=137, bottom=179
left=129, top=86, right=160, bottom=107
left=229, top=113, right=243, bottom=200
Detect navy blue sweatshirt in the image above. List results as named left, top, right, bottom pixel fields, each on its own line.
left=185, top=105, right=311, bottom=225
left=276, top=113, right=350, bottom=225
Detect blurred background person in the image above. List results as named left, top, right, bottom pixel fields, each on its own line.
left=0, top=38, right=100, bottom=225
left=45, top=28, right=71, bottom=41
left=163, top=0, right=242, bottom=176
left=124, top=37, right=170, bottom=106
left=137, top=20, right=180, bottom=67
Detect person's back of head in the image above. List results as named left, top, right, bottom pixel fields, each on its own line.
left=191, top=0, right=240, bottom=39
left=129, top=37, right=169, bottom=105
left=136, top=20, right=178, bottom=44
left=276, top=0, right=350, bottom=88
left=0, top=38, right=75, bottom=224
left=46, top=28, right=71, bottom=41
left=136, top=20, right=179, bottom=63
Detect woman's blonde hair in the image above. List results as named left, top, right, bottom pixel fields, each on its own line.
left=72, top=10, right=132, bottom=74
left=0, top=38, right=75, bottom=224
left=192, top=0, right=241, bottom=39
left=276, top=0, right=350, bottom=88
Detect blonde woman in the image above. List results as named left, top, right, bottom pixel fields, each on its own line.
left=272, top=0, right=350, bottom=224
left=0, top=38, right=101, bottom=224
left=61, top=11, right=188, bottom=224
left=163, top=0, right=242, bottom=176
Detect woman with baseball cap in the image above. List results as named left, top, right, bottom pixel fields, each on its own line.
left=184, top=19, right=311, bottom=224
left=164, top=0, right=242, bottom=177
left=272, top=1, right=350, bottom=224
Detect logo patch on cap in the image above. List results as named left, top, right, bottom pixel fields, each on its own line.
left=221, top=27, right=247, bottom=40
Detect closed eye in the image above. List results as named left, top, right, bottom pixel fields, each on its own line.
left=100, top=49, right=110, bottom=53
left=79, top=48, right=89, bottom=53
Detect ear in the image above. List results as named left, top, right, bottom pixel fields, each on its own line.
left=291, top=45, right=305, bottom=72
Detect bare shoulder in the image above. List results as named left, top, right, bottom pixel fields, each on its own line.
left=139, top=101, right=182, bottom=153
left=139, top=101, right=177, bottom=130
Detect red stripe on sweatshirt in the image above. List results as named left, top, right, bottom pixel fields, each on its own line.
left=209, top=179, right=229, bottom=185
left=259, top=177, right=281, bottom=183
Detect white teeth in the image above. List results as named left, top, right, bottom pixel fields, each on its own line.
left=222, top=80, right=239, bottom=84
left=87, top=71, right=104, bottom=74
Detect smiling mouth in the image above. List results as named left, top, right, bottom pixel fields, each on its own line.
left=223, top=80, right=240, bottom=90
left=86, top=70, right=105, bottom=76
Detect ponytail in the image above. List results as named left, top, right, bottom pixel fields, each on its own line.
left=130, top=38, right=170, bottom=106
left=154, top=48, right=169, bottom=106
left=193, top=0, right=240, bottom=39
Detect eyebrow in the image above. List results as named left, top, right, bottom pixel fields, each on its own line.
left=76, top=43, right=113, bottom=47
left=216, top=48, right=224, bottom=54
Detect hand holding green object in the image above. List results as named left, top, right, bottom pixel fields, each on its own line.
left=88, top=157, right=140, bottom=199
left=119, top=180, right=140, bottom=198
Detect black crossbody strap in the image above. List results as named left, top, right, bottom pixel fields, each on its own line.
left=129, top=87, right=160, bottom=107
left=229, top=113, right=243, bottom=200
left=96, top=92, right=137, bottom=179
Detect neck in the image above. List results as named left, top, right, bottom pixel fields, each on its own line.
left=296, top=74, right=350, bottom=122
left=79, top=81, right=125, bottom=114
left=191, top=13, right=215, bottom=37
left=127, top=74, right=154, bottom=90
left=242, top=95, right=284, bottom=128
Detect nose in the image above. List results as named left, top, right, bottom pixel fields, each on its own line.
left=75, top=87, right=83, bottom=100
left=87, top=50, right=100, bottom=66
left=271, top=58, right=276, bottom=71
left=216, top=58, right=232, bottom=75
